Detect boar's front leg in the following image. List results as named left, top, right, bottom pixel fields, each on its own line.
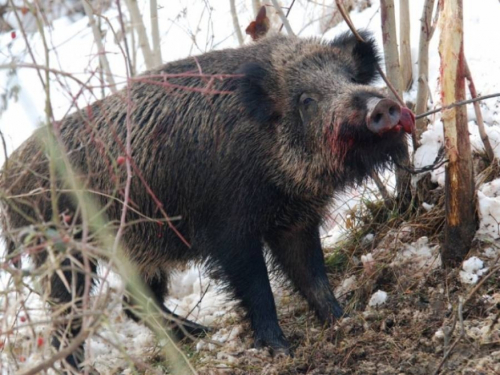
left=215, top=236, right=290, bottom=354
left=265, top=225, right=344, bottom=323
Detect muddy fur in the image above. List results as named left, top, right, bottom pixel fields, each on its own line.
left=1, top=31, right=408, bottom=367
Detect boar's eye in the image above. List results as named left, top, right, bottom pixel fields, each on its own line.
left=302, top=97, right=315, bottom=106
left=299, top=93, right=319, bottom=125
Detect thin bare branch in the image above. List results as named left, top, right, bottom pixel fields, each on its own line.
left=270, top=0, right=295, bottom=36
left=464, top=59, right=495, bottom=161
left=19, top=328, right=92, bottom=375
left=416, top=93, right=500, bottom=119
left=81, top=0, right=117, bottom=93
left=279, top=0, right=296, bottom=32
left=371, top=172, right=392, bottom=208
left=116, top=0, right=135, bottom=76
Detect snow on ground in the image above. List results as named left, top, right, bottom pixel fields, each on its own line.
left=1, top=0, right=500, bottom=373
left=478, top=178, right=500, bottom=239
left=390, top=236, right=442, bottom=274
left=459, top=256, right=488, bottom=285
left=367, top=290, right=387, bottom=307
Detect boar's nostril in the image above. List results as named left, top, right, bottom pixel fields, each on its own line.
left=366, top=98, right=402, bottom=134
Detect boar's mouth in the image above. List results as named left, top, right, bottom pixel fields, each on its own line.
left=326, top=105, right=414, bottom=174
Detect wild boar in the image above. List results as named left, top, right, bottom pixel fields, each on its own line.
left=1, top=30, right=413, bottom=369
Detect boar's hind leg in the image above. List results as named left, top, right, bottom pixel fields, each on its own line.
left=46, top=254, right=98, bottom=370
left=215, top=237, right=290, bottom=355
left=122, top=269, right=211, bottom=339
left=265, top=225, right=344, bottom=323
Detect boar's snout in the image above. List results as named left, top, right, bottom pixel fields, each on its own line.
left=366, top=98, right=401, bottom=134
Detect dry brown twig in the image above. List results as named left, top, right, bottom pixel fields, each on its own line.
left=433, top=263, right=500, bottom=374
left=371, top=172, right=392, bottom=209
left=416, top=93, right=500, bottom=119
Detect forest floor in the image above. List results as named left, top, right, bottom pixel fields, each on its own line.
left=188, top=189, right=500, bottom=375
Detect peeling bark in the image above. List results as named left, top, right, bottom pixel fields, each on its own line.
left=440, top=0, right=476, bottom=267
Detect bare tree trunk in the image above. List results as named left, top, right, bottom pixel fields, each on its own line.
left=399, top=0, right=413, bottom=91
left=124, top=0, right=155, bottom=70
left=415, top=0, right=437, bottom=138
left=230, top=0, right=244, bottom=45
left=150, top=0, right=162, bottom=66
left=380, top=0, right=410, bottom=211
left=380, top=0, right=403, bottom=97
left=81, top=0, right=117, bottom=93
left=440, top=0, right=476, bottom=267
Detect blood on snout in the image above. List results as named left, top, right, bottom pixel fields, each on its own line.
left=399, top=107, right=415, bottom=134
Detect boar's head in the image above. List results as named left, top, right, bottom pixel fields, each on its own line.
left=237, top=31, right=412, bottom=195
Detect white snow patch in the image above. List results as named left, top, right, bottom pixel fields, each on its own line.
left=334, top=275, right=357, bottom=301
left=165, top=266, right=238, bottom=327
left=433, top=328, right=445, bottom=341
left=463, top=257, right=485, bottom=274
left=362, top=233, right=375, bottom=245
left=391, top=236, right=441, bottom=272
left=460, top=256, right=488, bottom=285
left=478, top=179, right=500, bottom=239
left=412, top=123, right=445, bottom=188
left=368, top=290, right=387, bottom=307
left=483, top=247, right=500, bottom=259
left=361, top=253, right=376, bottom=274
left=422, top=202, right=434, bottom=212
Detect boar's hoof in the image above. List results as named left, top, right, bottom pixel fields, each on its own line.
left=170, top=318, right=212, bottom=340
left=254, top=334, right=291, bottom=356
left=331, top=301, right=345, bottom=320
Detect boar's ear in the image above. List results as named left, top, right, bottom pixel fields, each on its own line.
left=331, top=30, right=381, bottom=85
left=236, top=62, right=281, bottom=124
